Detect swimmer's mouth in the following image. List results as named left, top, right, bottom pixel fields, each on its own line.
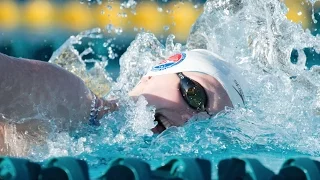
left=151, top=113, right=172, bottom=134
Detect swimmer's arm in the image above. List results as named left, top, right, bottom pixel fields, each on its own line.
left=0, top=53, right=117, bottom=129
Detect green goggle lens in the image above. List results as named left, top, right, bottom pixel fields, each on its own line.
left=177, top=72, right=208, bottom=111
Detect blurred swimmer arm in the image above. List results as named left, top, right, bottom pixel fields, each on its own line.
left=0, top=53, right=117, bottom=128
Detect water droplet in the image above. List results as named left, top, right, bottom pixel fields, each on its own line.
left=88, top=42, right=94, bottom=46
left=119, top=13, right=128, bottom=18
left=115, top=28, right=123, bottom=35
left=163, top=26, right=170, bottom=31
left=224, top=9, right=230, bottom=15
left=106, top=24, right=114, bottom=33
left=297, top=11, right=302, bottom=16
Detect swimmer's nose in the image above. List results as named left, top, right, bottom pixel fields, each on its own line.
left=128, top=76, right=153, bottom=97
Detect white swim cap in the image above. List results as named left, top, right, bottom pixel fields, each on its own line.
left=145, top=49, right=247, bottom=107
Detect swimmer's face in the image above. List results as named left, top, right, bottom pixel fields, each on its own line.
left=129, top=72, right=233, bottom=134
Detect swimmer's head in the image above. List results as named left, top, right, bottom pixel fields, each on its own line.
left=129, top=49, right=247, bottom=133
left=146, top=49, right=247, bottom=107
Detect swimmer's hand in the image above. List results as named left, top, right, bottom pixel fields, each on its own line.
left=96, top=98, right=119, bottom=120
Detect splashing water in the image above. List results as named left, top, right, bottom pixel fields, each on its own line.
left=16, top=0, right=320, bottom=178
left=49, top=28, right=113, bottom=97
left=185, top=0, right=320, bottom=157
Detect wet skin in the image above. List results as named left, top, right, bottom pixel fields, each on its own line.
left=129, top=72, right=233, bottom=133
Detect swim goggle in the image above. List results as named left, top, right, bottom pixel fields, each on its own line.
left=177, top=72, right=208, bottom=112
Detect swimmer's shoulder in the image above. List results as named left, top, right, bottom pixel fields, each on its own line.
left=0, top=52, right=67, bottom=73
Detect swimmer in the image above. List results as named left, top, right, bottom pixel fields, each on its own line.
left=0, top=49, right=247, bottom=154
left=130, top=49, right=247, bottom=133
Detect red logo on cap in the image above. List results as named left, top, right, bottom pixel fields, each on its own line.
left=159, top=54, right=183, bottom=65
left=151, top=53, right=186, bottom=72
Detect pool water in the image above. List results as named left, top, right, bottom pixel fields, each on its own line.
left=12, top=0, right=320, bottom=178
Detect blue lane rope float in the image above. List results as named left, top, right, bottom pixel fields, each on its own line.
left=42, top=157, right=90, bottom=180
left=278, top=158, right=320, bottom=180
left=0, top=156, right=320, bottom=180
left=0, top=157, right=41, bottom=180
left=99, top=158, right=152, bottom=180
left=218, top=158, right=275, bottom=180
left=154, top=158, right=211, bottom=180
